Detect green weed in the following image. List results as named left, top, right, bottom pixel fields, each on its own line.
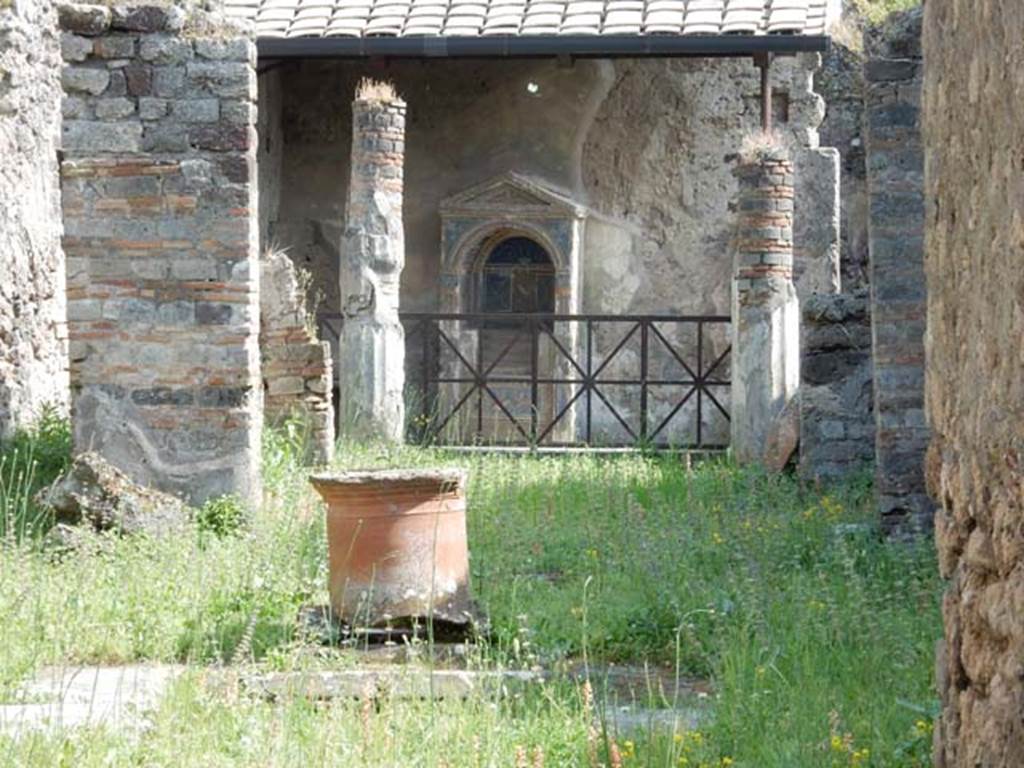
left=0, top=405, right=71, bottom=541
left=0, top=433, right=941, bottom=766
left=197, top=494, right=247, bottom=539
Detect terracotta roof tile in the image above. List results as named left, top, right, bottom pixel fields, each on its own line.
left=230, top=0, right=828, bottom=39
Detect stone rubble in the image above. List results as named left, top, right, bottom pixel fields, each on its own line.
left=799, top=291, right=874, bottom=482
left=260, top=249, right=335, bottom=463
left=36, top=451, right=191, bottom=537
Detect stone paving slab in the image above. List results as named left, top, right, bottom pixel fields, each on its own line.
left=235, top=668, right=540, bottom=702
left=0, top=663, right=711, bottom=740
left=0, top=665, right=184, bottom=735
left=603, top=704, right=706, bottom=736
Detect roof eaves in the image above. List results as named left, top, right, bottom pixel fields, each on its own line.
left=256, top=33, right=830, bottom=61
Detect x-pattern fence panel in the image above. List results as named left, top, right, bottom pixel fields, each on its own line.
left=379, top=312, right=731, bottom=449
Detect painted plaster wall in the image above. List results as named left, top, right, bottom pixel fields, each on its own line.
left=264, top=54, right=839, bottom=444
left=264, top=55, right=839, bottom=323
left=264, top=58, right=596, bottom=319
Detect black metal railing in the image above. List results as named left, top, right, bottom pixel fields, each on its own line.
left=321, top=312, right=731, bottom=450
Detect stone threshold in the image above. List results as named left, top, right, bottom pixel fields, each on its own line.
left=0, top=664, right=184, bottom=735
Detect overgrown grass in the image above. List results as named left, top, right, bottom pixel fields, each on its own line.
left=0, top=422, right=940, bottom=766
left=0, top=406, right=71, bottom=541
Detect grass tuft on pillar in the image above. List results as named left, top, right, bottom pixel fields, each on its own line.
left=355, top=77, right=400, bottom=103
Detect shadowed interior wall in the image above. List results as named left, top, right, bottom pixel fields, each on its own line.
left=262, top=55, right=839, bottom=323
left=261, top=54, right=840, bottom=443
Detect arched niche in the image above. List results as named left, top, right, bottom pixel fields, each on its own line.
left=439, top=173, right=585, bottom=316
left=434, top=174, right=587, bottom=444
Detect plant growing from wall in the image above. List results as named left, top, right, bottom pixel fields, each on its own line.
left=848, top=0, right=920, bottom=24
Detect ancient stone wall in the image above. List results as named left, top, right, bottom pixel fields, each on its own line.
left=817, top=37, right=868, bottom=291
left=581, top=55, right=840, bottom=309
left=923, top=2, right=1024, bottom=765
left=260, top=250, right=333, bottom=464
left=863, top=8, right=930, bottom=534
left=59, top=4, right=261, bottom=505
left=0, top=0, right=69, bottom=437
left=799, top=291, right=873, bottom=482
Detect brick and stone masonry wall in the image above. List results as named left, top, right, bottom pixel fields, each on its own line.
left=923, top=3, right=1024, bottom=765
left=799, top=291, right=874, bottom=482
left=338, top=85, right=407, bottom=442
left=0, top=0, right=69, bottom=437
left=59, top=4, right=261, bottom=505
left=260, top=250, right=334, bottom=464
left=863, top=8, right=931, bottom=535
left=730, top=146, right=799, bottom=466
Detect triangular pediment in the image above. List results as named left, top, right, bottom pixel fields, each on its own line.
left=441, top=173, right=581, bottom=218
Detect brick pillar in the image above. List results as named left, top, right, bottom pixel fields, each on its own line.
left=863, top=13, right=931, bottom=535
left=59, top=5, right=261, bottom=506
left=731, top=146, right=800, bottom=465
left=338, top=83, right=406, bottom=442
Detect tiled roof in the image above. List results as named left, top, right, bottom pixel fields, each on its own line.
left=229, top=0, right=830, bottom=40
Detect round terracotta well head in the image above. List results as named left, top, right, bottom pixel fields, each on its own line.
left=309, top=468, right=472, bottom=627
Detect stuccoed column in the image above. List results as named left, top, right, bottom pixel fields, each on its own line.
left=338, top=81, right=406, bottom=442
left=731, top=145, right=800, bottom=465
